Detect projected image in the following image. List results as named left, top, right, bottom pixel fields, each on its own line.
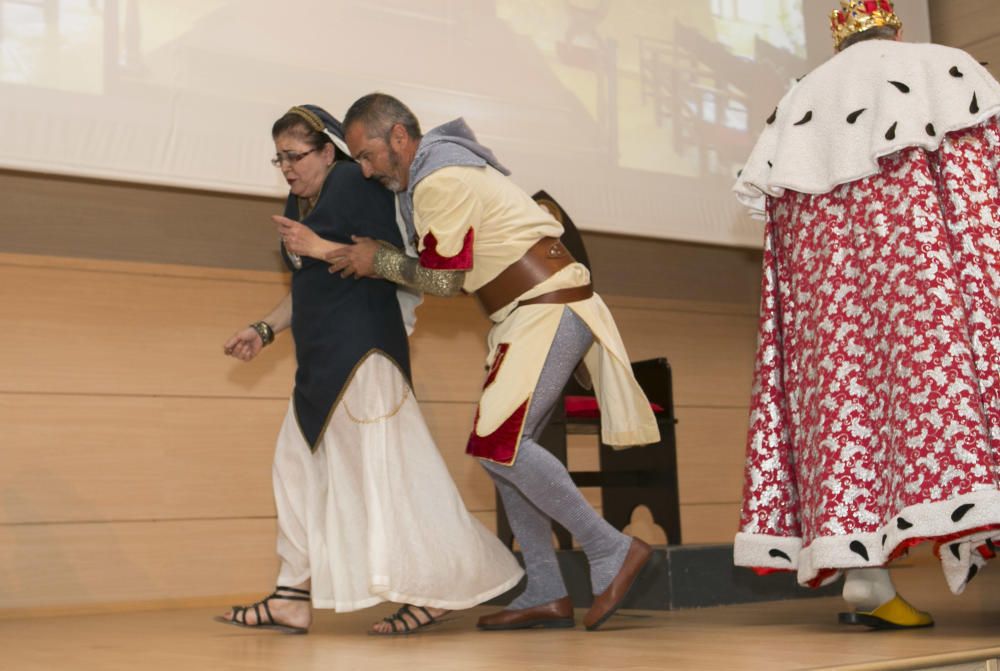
left=1, top=0, right=919, bottom=246
left=497, top=0, right=806, bottom=179
left=0, top=0, right=107, bottom=93
left=0, top=0, right=227, bottom=93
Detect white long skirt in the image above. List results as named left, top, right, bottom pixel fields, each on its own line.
left=272, top=352, right=523, bottom=611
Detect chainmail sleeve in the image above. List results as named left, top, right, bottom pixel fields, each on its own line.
left=373, top=241, right=465, bottom=297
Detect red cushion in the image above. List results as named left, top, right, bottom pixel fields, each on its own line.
left=564, top=395, right=664, bottom=418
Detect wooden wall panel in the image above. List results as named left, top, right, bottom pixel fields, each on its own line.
left=0, top=394, right=280, bottom=524
left=8, top=0, right=1000, bottom=614
left=0, top=253, right=756, bottom=612
left=611, top=306, right=758, bottom=408
left=929, top=1, right=1000, bottom=77
left=0, top=170, right=287, bottom=272
left=0, top=505, right=735, bottom=612
left=408, top=299, right=490, bottom=402
left=612, top=503, right=738, bottom=545
left=0, top=168, right=764, bottom=306
left=0, top=261, right=490, bottom=403
left=1, top=262, right=295, bottom=398
left=674, top=407, right=748, bottom=505
left=566, top=404, right=748, bottom=507
left=419, top=294, right=760, bottom=408
left=0, top=519, right=279, bottom=610
left=975, top=39, right=1000, bottom=71
left=0, top=253, right=756, bottom=413
left=0, top=394, right=497, bottom=524
left=418, top=401, right=495, bottom=511
left=680, top=503, right=741, bottom=545
left=929, top=0, right=999, bottom=48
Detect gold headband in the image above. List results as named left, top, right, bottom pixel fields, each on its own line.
left=287, top=106, right=325, bottom=132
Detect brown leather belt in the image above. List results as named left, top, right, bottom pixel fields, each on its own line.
left=475, top=236, right=593, bottom=315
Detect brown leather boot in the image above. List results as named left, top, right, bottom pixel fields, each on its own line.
left=476, top=596, right=575, bottom=631
left=583, top=537, right=652, bottom=631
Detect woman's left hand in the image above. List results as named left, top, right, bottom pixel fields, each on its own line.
left=273, top=215, right=323, bottom=258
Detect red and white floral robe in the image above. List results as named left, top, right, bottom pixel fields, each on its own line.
left=733, top=40, right=1000, bottom=593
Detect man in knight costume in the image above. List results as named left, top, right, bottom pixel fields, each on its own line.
left=733, top=0, right=1000, bottom=629
left=327, top=93, right=661, bottom=632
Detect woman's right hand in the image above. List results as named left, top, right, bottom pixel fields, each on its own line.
left=223, top=327, right=263, bottom=362
left=274, top=215, right=324, bottom=258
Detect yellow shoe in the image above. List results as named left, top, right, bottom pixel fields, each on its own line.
left=837, top=594, right=934, bottom=630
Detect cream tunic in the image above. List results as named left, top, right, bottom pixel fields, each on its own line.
left=412, top=165, right=660, bottom=459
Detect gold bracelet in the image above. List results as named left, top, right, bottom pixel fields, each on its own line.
left=250, top=321, right=275, bottom=347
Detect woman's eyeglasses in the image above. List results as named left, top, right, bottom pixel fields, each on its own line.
left=270, top=148, right=317, bottom=167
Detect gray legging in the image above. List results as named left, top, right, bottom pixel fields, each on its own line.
left=480, top=307, right=630, bottom=608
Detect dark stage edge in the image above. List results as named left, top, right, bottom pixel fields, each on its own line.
left=489, top=544, right=841, bottom=610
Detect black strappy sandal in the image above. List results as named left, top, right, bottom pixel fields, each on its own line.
left=370, top=604, right=444, bottom=636
left=213, top=585, right=311, bottom=635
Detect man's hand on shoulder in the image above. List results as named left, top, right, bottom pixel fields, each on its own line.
left=327, top=235, right=379, bottom=278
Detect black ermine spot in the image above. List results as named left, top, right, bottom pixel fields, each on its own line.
left=846, top=109, right=866, bottom=124
left=952, top=503, right=975, bottom=522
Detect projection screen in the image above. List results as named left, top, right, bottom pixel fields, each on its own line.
left=0, top=0, right=930, bottom=247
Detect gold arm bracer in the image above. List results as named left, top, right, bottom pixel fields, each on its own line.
left=373, top=242, right=464, bottom=297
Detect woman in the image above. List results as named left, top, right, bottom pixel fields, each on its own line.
left=216, top=104, right=522, bottom=635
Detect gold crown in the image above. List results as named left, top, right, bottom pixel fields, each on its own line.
left=830, top=0, right=902, bottom=50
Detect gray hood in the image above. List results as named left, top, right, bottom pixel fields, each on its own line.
left=399, top=118, right=511, bottom=243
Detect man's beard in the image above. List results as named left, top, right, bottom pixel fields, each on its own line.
left=379, top=146, right=404, bottom=192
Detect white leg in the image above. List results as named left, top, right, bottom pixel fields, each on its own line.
left=842, top=567, right=896, bottom=611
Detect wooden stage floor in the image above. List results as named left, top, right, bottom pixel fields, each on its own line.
left=4, top=548, right=1000, bottom=671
